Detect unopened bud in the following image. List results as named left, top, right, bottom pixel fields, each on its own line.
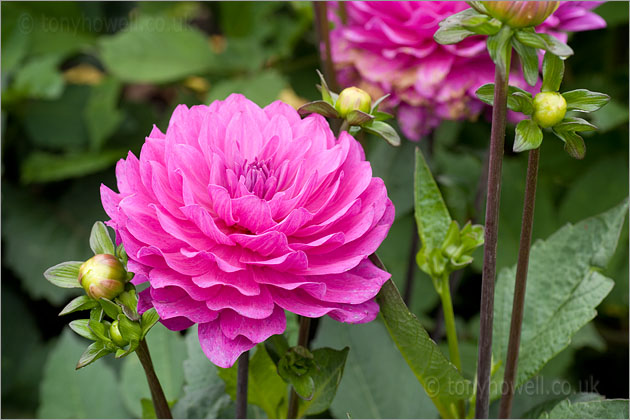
left=335, top=87, right=372, bottom=118
left=110, top=320, right=129, bottom=347
left=532, top=92, right=567, bottom=128
left=78, top=254, right=126, bottom=300
left=482, top=1, right=559, bottom=28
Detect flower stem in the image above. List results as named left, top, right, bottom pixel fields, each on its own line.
left=236, top=351, right=249, bottom=419
left=475, top=62, right=510, bottom=419
left=287, top=316, right=312, bottom=419
left=313, top=1, right=339, bottom=92
left=498, top=148, right=540, bottom=418
left=135, top=339, right=172, bottom=419
left=439, top=274, right=462, bottom=372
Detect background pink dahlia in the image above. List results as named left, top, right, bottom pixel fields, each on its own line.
left=330, top=1, right=606, bottom=140
left=101, top=94, right=394, bottom=368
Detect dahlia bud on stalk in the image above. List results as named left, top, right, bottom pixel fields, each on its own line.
left=335, top=87, right=372, bottom=118
left=109, top=320, right=129, bottom=347
left=481, top=1, right=559, bottom=28
left=532, top=92, right=567, bottom=128
left=78, top=254, right=127, bottom=300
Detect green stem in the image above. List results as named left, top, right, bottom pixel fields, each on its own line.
left=312, top=2, right=339, bottom=92
left=475, top=55, right=511, bottom=420
left=135, top=339, right=172, bottom=419
left=287, top=316, right=311, bottom=419
left=439, top=274, right=461, bottom=372
left=498, top=148, right=540, bottom=418
left=339, top=120, right=350, bottom=134
left=236, top=351, right=249, bottom=419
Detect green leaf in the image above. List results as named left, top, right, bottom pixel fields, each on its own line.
left=298, top=347, right=350, bottom=417
left=512, top=92, right=534, bottom=115
left=554, top=117, right=597, bottom=133
left=89, top=221, right=116, bottom=256
left=514, top=30, right=574, bottom=58
left=21, top=150, right=126, bottom=184
left=99, top=298, right=122, bottom=319
left=117, top=313, right=142, bottom=343
left=84, top=77, right=123, bottom=151
left=207, top=69, right=287, bottom=107
left=69, top=319, right=99, bottom=341
left=311, top=317, right=439, bottom=419
left=562, top=89, right=611, bottom=113
left=316, top=69, right=335, bottom=105
left=347, top=110, right=374, bottom=126
left=6, top=53, right=65, bottom=101
left=460, top=13, right=501, bottom=36
left=140, top=308, right=160, bottom=339
left=361, top=120, right=401, bottom=146
left=513, top=119, right=543, bottom=153
left=120, top=324, right=186, bottom=418
left=376, top=279, right=472, bottom=418
left=540, top=398, right=629, bottom=419
left=414, top=147, right=452, bottom=251
left=541, top=52, right=564, bottom=92
left=370, top=93, right=391, bottom=113
left=552, top=129, right=586, bottom=159
left=433, top=8, right=479, bottom=45
left=487, top=25, right=513, bottom=75
left=218, top=345, right=288, bottom=419
left=491, top=201, right=628, bottom=402
left=76, top=341, right=111, bottom=369
left=99, top=16, right=214, bottom=83
left=512, top=38, right=539, bottom=87
left=60, top=295, right=97, bottom=316
left=88, top=319, right=111, bottom=343
left=38, top=329, right=128, bottom=418
left=476, top=83, right=533, bottom=111
left=43, top=261, right=83, bottom=288
left=297, top=100, right=339, bottom=118
left=172, top=332, right=232, bottom=419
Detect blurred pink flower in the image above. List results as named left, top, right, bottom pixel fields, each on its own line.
left=330, top=1, right=606, bottom=140
left=101, top=94, right=394, bottom=368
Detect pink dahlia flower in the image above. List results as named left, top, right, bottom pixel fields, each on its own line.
left=101, top=94, right=394, bottom=367
left=330, top=1, right=606, bottom=140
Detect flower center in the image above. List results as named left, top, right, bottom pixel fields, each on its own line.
left=242, top=158, right=273, bottom=198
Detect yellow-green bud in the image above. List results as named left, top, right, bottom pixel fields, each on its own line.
left=482, top=1, right=559, bottom=28
left=335, top=87, right=372, bottom=118
left=110, top=320, right=129, bottom=347
left=78, top=254, right=126, bottom=300
left=532, top=92, right=567, bottom=128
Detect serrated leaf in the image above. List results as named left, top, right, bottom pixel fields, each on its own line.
left=554, top=117, right=597, bottom=133
left=513, top=119, right=543, bottom=153
left=218, top=344, right=288, bottom=419
left=540, top=398, right=629, bottom=419
left=414, top=147, right=452, bottom=251
left=60, top=295, right=98, bottom=316
left=100, top=298, right=122, bottom=319
left=297, top=347, right=350, bottom=417
left=69, top=319, right=99, bottom=341
left=140, top=308, right=160, bottom=339
left=89, top=221, right=116, bottom=256
left=514, top=30, right=573, bottom=58
left=541, top=52, right=564, bottom=92
left=491, top=201, right=628, bottom=401
left=487, top=25, right=513, bottom=75
left=362, top=120, right=400, bottom=146
left=346, top=110, right=374, bottom=126
left=512, top=37, right=539, bottom=86
left=553, top=129, right=586, bottom=159
left=375, top=279, right=471, bottom=418
left=43, top=261, right=83, bottom=289
left=297, top=100, right=339, bottom=118
left=76, top=341, right=111, bottom=369
left=562, top=89, right=611, bottom=113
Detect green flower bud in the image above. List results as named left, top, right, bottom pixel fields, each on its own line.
left=482, top=1, right=559, bottom=28
left=78, top=254, right=126, bottom=300
left=335, top=87, right=372, bottom=118
left=110, top=320, right=129, bottom=347
left=532, top=91, right=567, bottom=128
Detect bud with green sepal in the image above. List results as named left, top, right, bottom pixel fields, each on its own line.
left=278, top=346, right=317, bottom=400
left=481, top=1, right=559, bottom=28
left=78, top=254, right=127, bottom=300
left=298, top=70, right=400, bottom=146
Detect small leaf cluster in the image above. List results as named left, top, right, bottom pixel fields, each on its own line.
left=297, top=70, right=400, bottom=146
left=475, top=52, right=610, bottom=158
left=43, top=221, right=160, bottom=369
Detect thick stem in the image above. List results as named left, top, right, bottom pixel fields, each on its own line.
left=475, top=63, right=510, bottom=419
left=135, top=340, right=172, bottom=419
left=439, top=274, right=462, bottom=372
left=498, top=148, right=540, bottom=418
left=287, top=317, right=312, bottom=419
left=236, top=351, right=250, bottom=419
left=313, top=2, right=339, bottom=92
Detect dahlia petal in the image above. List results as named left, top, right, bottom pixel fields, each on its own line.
left=230, top=230, right=291, bottom=257
left=192, top=267, right=261, bottom=297
left=219, top=306, right=286, bottom=343
left=151, top=286, right=219, bottom=323
left=198, top=320, right=255, bottom=368
left=205, top=285, right=275, bottom=319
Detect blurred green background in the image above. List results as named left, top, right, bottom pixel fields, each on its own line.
left=1, top=2, right=628, bottom=418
